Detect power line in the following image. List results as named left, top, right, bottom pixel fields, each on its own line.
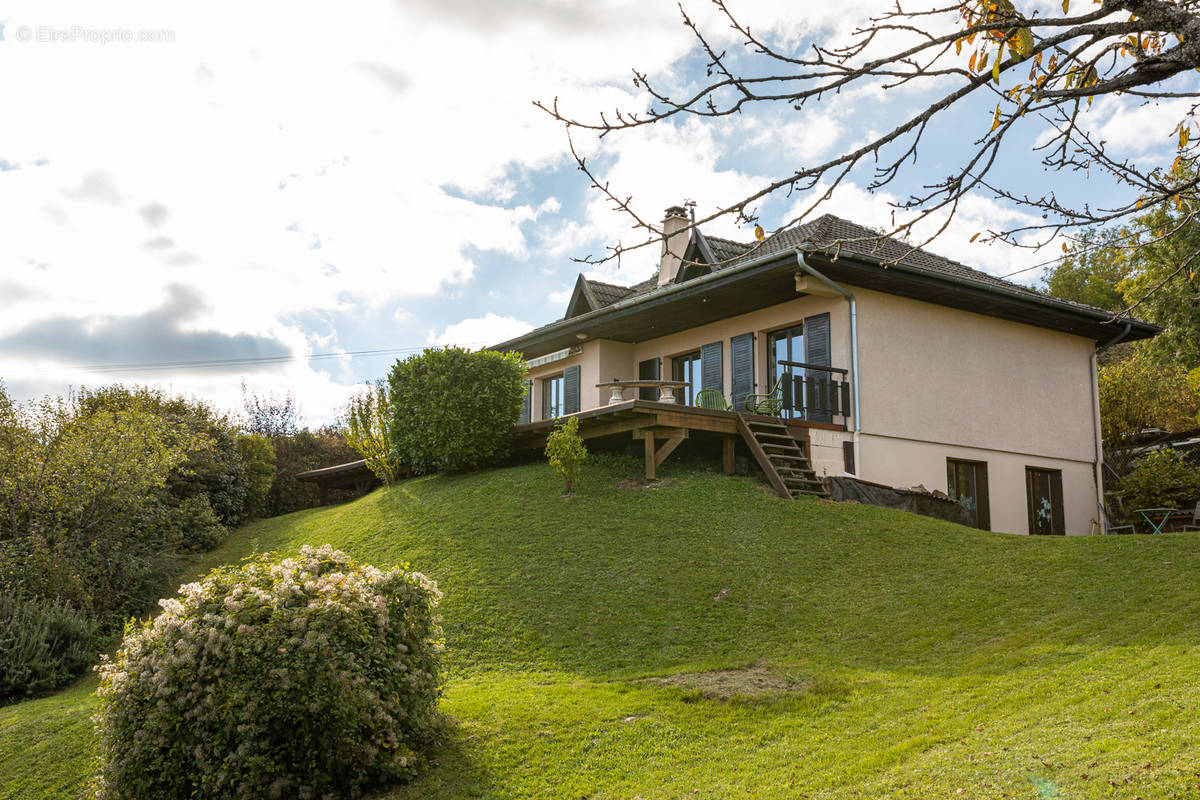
left=3, top=342, right=494, bottom=377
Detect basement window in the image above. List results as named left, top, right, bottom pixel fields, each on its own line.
left=1025, top=467, right=1065, bottom=535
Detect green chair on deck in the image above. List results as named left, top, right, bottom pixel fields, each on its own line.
left=695, top=388, right=732, bottom=411
left=744, top=375, right=786, bottom=416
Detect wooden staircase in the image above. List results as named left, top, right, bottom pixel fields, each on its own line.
left=735, top=414, right=829, bottom=500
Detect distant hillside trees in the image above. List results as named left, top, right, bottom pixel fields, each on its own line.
left=238, top=385, right=360, bottom=514
left=0, top=384, right=268, bottom=700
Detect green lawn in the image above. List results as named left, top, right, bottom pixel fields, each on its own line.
left=4, top=456, right=1200, bottom=799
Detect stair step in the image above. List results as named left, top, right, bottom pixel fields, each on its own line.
left=770, top=454, right=811, bottom=463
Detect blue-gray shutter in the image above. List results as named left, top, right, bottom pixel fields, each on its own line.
left=563, top=365, right=581, bottom=414
left=700, top=341, right=723, bottom=393
left=519, top=379, right=532, bottom=424
left=804, top=312, right=831, bottom=423
left=730, top=333, right=754, bottom=412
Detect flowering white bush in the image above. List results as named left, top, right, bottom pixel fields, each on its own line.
left=92, top=544, right=443, bottom=800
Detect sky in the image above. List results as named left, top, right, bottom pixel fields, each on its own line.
left=0, top=0, right=1191, bottom=425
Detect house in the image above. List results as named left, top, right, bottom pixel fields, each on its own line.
left=493, top=206, right=1158, bottom=535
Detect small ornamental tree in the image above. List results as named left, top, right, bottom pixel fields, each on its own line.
left=344, top=380, right=404, bottom=485
left=388, top=347, right=526, bottom=474
left=545, top=415, right=587, bottom=494
left=93, top=545, right=443, bottom=800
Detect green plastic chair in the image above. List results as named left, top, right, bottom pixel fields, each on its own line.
left=744, top=376, right=785, bottom=415
left=695, top=388, right=732, bottom=411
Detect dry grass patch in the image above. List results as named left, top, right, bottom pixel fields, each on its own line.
left=642, top=665, right=808, bottom=700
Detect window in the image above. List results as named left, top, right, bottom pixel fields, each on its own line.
left=1026, top=467, right=1065, bottom=535
left=947, top=459, right=990, bottom=530
left=671, top=351, right=702, bottom=406
left=766, top=324, right=804, bottom=418
left=541, top=373, right=564, bottom=419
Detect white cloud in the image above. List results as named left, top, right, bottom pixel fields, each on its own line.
left=551, top=117, right=770, bottom=286
left=429, top=313, right=534, bottom=349
left=0, top=0, right=713, bottom=418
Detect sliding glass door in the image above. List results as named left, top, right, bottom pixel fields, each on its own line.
left=766, top=325, right=803, bottom=418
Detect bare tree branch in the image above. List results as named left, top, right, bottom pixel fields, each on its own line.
left=537, top=0, right=1200, bottom=290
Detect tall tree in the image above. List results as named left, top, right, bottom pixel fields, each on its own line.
left=1046, top=196, right=1200, bottom=367
left=1097, top=349, right=1200, bottom=475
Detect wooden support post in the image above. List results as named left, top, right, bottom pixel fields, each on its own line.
left=722, top=435, right=735, bottom=474
left=654, top=434, right=686, bottom=471
left=637, top=426, right=688, bottom=480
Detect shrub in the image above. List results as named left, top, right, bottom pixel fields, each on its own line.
left=388, top=347, right=526, bottom=474
left=1119, top=448, right=1200, bottom=514
left=170, top=496, right=226, bottom=551
left=236, top=434, right=276, bottom=519
left=79, top=386, right=248, bottom=527
left=545, top=416, right=587, bottom=494
left=0, top=594, right=96, bottom=702
left=93, top=545, right=443, bottom=800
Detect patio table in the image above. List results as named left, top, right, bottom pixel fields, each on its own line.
left=596, top=380, right=690, bottom=405
left=1133, top=507, right=1178, bottom=535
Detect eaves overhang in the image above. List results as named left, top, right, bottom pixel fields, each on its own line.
left=492, top=247, right=1160, bottom=359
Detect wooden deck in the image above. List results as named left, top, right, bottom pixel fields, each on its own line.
left=513, top=400, right=842, bottom=493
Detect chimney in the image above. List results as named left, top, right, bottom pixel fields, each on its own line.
left=657, top=205, right=690, bottom=287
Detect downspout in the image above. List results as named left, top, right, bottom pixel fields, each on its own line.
left=1091, top=322, right=1132, bottom=533
left=794, top=251, right=862, bottom=475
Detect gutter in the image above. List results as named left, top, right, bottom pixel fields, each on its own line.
left=1090, top=322, right=1131, bottom=533
left=794, top=252, right=862, bottom=476
left=1097, top=321, right=1133, bottom=353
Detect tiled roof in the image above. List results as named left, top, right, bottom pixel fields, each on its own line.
left=530, top=213, right=1149, bottom=338
left=495, top=213, right=1157, bottom=353
left=726, top=214, right=1077, bottom=309
left=705, top=234, right=753, bottom=264
left=598, top=213, right=1114, bottom=318
left=584, top=279, right=637, bottom=309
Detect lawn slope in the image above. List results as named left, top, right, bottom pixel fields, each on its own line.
left=3, top=457, right=1200, bottom=799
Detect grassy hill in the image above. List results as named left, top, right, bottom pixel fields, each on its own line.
left=3, top=456, right=1200, bottom=799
